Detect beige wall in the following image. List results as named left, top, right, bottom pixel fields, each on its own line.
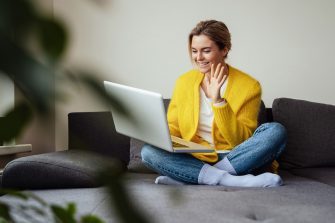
left=0, top=75, right=15, bottom=146
left=53, top=0, right=335, bottom=150
left=0, top=75, right=14, bottom=117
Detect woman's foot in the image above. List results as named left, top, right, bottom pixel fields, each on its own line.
left=219, top=172, right=283, bottom=187
left=155, top=176, right=185, bottom=185
left=199, top=164, right=283, bottom=187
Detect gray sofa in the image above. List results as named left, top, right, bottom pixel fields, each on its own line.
left=1, top=97, right=335, bottom=223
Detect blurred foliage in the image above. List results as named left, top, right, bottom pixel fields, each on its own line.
left=0, top=156, right=151, bottom=223
left=0, top=0, right=149, bottom=222
left=97, top=166, right=150, bottom=223
left=0, top=189, right=105, bottom=223
left=0, top=0, right=127, bottom=142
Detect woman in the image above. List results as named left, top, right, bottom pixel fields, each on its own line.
left=141, top=20, right=287, bottom=187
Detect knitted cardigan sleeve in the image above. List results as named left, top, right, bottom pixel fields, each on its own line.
left=167, top=81, right=182, bottom=137
left=212, top=81, right=262, bottom=147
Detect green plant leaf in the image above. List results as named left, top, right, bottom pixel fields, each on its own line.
left=36, top=17, right=68, bottom=62
left=98, top=170, right=150, bottom=223
left=0, top=33, right=55, bottom=113
left=24, top=192, right=48, bottom=206
left=0, top=203, right=12, bottom=222
left=80, top=215, right=106, bottom=223
left=0, top=218, right=10, bottom=223
left=0, top=102, right=32, bottom=142
left=51, top=204, right=76, bottom=223
left=0, top=0, right=37, bottom=37
left=66, top=203, right=76, bottom=218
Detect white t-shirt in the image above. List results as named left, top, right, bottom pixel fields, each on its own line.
left=196, top=78, right=228, bottom=146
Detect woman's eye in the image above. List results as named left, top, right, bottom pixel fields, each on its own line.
left=204, top=50, right=210, bottom=53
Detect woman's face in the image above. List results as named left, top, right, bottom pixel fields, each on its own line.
left=191, top=34, right=227, bottom=75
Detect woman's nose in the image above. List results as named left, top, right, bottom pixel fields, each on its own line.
left=196, top=52, right=203, bottom=61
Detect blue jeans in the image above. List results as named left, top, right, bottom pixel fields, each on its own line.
left=141, top=122, right=287, bottom=184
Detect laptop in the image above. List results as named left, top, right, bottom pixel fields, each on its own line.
left=104, top=81, right=215, bottom=153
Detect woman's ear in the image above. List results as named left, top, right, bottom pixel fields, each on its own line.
left=221, top=47, right=229, bottom=58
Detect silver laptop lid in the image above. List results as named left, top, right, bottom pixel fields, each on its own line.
left=104, top=81, right=174, bottom=152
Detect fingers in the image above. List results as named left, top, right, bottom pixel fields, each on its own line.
left=211, top=64, right=214, bottom=78
left=214, top=63, right=221, bottom=78
left=211, top=63, right=224, bottom=78
left=211, top=63, right=222, bottom=78
left=217, top=65, right=224, bottom=81
left=210, top=63, right=227, bottom=86
left=219, top=74, right=228, bottom=86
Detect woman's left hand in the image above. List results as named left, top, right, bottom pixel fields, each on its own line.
left=204, top=63, right=228, bottom=103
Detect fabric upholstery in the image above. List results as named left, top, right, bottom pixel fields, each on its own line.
left=128, top=138, right=154, bottom=173
left=1, top=150, right=123, bottom=189
left=2, top=172, right=335, bottom=223
left=289, top=167, right=335, bottom=187
left=272, top=98, right=335, bottom=169
left=68, top=112, right=130, bottom=166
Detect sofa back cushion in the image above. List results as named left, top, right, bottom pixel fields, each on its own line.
left=68, top=112, right=130, bottom=166
left=272, top=98, right=335, bottom=169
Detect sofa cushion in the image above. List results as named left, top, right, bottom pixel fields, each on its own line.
left=1, top=150, right=125, bottom=189
left=289, top=167, right=335, bottom=187
left=127, top=138, right=155, bottom=173
left=272, top=98, right=335, bottom=169
left=3, top=172, right=335, bottom=223
left=68, top=112, right=130, bottom=166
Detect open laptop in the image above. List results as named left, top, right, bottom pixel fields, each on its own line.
left=104, top=81, right=215, bottom=153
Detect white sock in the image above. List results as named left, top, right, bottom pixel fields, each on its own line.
left=155, top=176, right=185, bottom=185
left=198, top=164, right=283, bottom=187
left=214, top=156, right=237, bottom=175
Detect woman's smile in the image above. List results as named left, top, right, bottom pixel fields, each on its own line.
left=198, top=62, right=210, bottom=68
left=191, top=34, right=227, bottom=75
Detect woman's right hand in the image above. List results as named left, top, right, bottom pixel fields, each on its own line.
left=203, top=63, right=227, bottom=103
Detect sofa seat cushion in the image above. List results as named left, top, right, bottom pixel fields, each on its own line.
left=99, top=172, right=335, bottom=223
left=2, top=172, right=335, bottom=223
left=1, top=150, right=124, bottom=189
left=272, top=98, right=335, bottom=169
left=289, top=167, right=335, bottom=187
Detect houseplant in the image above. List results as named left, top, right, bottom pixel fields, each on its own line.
left=0, top=0, right=150, bottom=222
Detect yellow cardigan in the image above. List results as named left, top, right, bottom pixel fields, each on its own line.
left=167, top=65, right=262, bottom=163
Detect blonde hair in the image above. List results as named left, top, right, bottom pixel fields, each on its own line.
left=188, top=20, right=231, bottom=59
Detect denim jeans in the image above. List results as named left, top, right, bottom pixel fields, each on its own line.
left=141, top=122, right=287, bottom=184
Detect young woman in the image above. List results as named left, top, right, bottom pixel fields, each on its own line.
left=141, top=20, right=287, bottom=187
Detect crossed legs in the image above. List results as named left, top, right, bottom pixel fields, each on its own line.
left=141, top=122, right=287, bottom=187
